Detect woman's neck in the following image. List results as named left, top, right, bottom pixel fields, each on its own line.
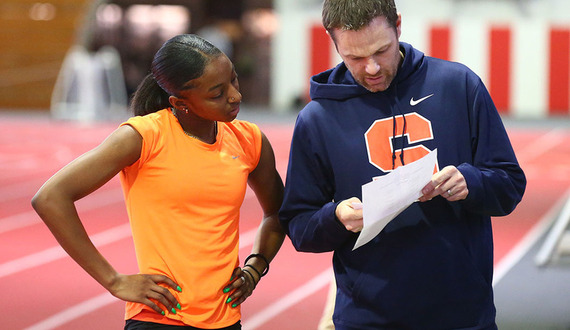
left=171, top=108, right=217, bottom=144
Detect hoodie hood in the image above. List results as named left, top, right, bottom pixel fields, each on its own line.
left=309, top=42, right=424, bottom=101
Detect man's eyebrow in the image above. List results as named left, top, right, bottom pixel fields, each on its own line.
left=344, top=43, right=390, bottom=59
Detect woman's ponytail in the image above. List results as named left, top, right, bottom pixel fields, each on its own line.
left=129, top=74, right=171, bottom=116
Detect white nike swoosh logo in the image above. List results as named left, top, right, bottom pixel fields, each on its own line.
left=410, top=94, right=434, bottom=106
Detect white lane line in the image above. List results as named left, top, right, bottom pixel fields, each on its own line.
left=22, top=227, right=259, bottom=329
left=0, top=180, right=46, bottom=202
left=1, top=189, right=258, bottom=278
left=0, top=187, right=124, bottom=234
left=491, top=128, right=569, bottom=285
left=24, top=292, right=118, bottom=330
left=515, top=128, right=565, bottom=164
left=2, top=184, right=252, bottom=235
left=242, top=267, right=333, bottom=329
left=0, top=223, right=132, bottom=278
left=1, top=221, right=260, bottom=280
left=534, top=190, right=570, bottom=266
left=492, top=189, right=570, bottom=286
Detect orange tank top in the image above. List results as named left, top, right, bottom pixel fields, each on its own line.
left=119, top=109, right=261, bottom=328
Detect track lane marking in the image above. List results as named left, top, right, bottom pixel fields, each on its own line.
left=22, top=226, right=259, bottom=329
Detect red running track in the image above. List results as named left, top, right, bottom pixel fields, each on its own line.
left=1, top=116, right=569, bottom=330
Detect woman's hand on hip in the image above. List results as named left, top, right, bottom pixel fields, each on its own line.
left=223, top=267, right=258, bottom=308
left=109, top=273, right=182, bottom=315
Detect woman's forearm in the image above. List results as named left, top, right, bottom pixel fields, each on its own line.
left=246, top=213, right=285, bottom=275
left=32, top=187, right=120, bottom=290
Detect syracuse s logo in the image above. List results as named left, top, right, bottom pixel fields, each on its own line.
left=365, top=112, right=436, bottom=172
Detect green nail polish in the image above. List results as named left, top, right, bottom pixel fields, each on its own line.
left=230, top=275, right=234, bottom=281
left=161, top=311, right=165, bottom=315
left=176, top=286, right=182, bottom=292
left=177, top=303, right=181, bottom=310
left=171, top=308, right=176, bottom=314
left=226, top=297, right=232, bottom=304
left=223, top=287, right=230, bottom=293
left=232, top=303, right=237, bottom=308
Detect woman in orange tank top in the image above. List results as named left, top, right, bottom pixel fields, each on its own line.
left=32, top=34, right=285, bottom=330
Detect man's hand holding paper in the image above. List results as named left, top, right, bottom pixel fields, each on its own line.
left=335, top=197, right=364, bottom=233
left=352, top=149, right=438, bottom=250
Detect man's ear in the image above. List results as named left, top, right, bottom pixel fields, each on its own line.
left=326, top=29, right=339, bottom=52
left=396, top=13, right=402, bottom=39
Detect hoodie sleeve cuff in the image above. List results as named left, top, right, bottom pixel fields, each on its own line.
left=457, top=163, right=484, bottom=209
left=327, top=201, right=355, bottom=238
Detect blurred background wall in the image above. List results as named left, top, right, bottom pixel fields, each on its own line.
left=273, top=0, right=570, bottom=117
left=0, top=0, right=568, bottom=118
left=0, top=0, right=91, bottom=110
left=0, top=0, right=275, bottom=119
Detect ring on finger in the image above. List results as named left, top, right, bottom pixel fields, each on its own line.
left=241, top=275, right=246, bottom=284
left=447, top=189, right=453, bottom=196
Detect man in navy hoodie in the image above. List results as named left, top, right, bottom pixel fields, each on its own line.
left=279, top=0, right=526, bottom=329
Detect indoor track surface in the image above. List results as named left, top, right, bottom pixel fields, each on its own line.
left=1, top=110, right=569, bottom=329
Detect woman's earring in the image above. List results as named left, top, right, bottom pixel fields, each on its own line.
left=183, top=107, right=188, bottom=114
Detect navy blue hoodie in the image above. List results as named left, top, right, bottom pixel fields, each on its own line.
left=279, top=42, right=526, bottom=329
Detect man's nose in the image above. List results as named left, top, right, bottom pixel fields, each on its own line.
left=365, top=58, right=380, bottom=75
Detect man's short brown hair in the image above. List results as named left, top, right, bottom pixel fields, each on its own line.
left=322, top=0, right=398, bottom=40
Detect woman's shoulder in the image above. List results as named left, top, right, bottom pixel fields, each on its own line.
left=222, top=119, right=262, bottom=155
left=223, top=119, right=260, bottom=136
left=123, top=109, right=170, bottom=129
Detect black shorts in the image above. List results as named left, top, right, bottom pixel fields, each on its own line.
left=124, top=319, right=241, bottom=330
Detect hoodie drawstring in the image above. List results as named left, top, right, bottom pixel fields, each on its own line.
left=390, top=113, right=407, bottom=170
left=400, top=113, right=407, bottom=166
left=391, top=115, right=397, bottom=170
left=390, top=85, right=406, bottom=170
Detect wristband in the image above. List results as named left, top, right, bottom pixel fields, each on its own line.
left=244, top=253, right=269, bottom=277
left=244, top=264, right=262, bottom=279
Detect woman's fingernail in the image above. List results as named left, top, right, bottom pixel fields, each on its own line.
left=177, top=303, right=181, bottom=310
left=176, top=286, right=182, bottom=292
left=232, top=303, right=237, bottom=308
left=161, top=310, right=165, bottom=315
left=223, top=287, right=230, bottom=293
left=230, top=275, right=235, bottom=281
left=171, top=308, right=177, bottom=314
left=226, top=297, right=232, bottom=304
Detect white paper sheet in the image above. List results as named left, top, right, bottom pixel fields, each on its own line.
left=353, top=149, right=437, bottom=250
